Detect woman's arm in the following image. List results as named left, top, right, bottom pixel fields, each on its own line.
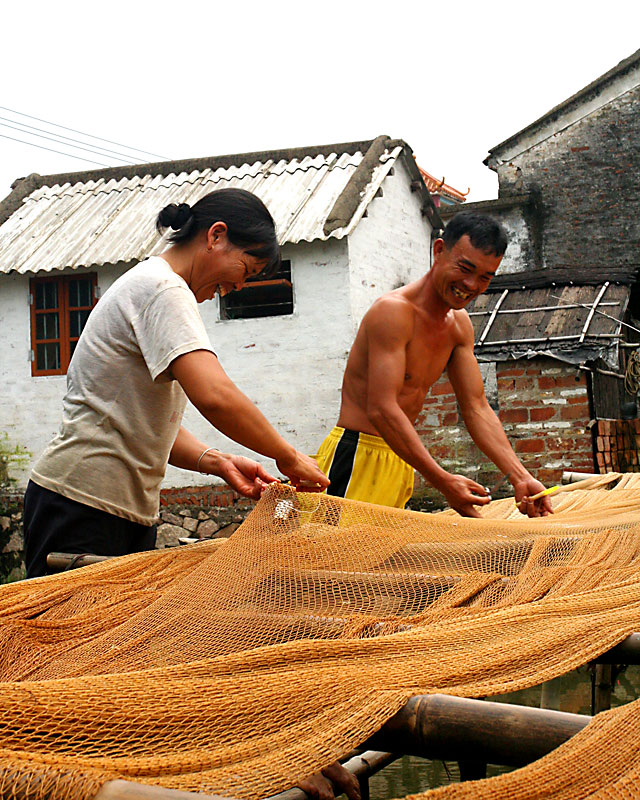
left=170, top=350, right=329, bottom=489
left=169, top=426, right=279, bottom=500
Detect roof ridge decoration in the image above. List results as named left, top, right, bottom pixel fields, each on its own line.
left=417, top=165, right=469, bottom=202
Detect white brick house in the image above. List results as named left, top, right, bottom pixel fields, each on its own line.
left=0, top=136, right=442, bottom=488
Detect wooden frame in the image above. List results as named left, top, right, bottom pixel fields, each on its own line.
left=29, top=273, right=97, bottom=376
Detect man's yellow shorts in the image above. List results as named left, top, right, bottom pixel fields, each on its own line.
left=315, top=427, right=415, bottom=509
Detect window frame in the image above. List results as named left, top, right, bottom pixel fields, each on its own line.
left=219, top=259, right=294, bottom=321
left=29, top=272, right=98, bottom=377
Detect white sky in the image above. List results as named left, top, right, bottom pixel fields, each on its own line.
left=1, top=1, right=639, bottom=204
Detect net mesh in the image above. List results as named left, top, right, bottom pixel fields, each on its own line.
left=3, top=476, right=640, bottom=800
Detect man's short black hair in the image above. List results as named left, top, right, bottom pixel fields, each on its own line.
left=442, top=211, right=508, bottom=257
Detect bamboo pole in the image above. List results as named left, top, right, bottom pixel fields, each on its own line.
left=597, top=632, right=640, bottom=663
left=591, top=664, right=613, bottom=715
left=528, top=472, right=621, bottom=502
left=264, top=751, right=398, bottom=800
left=364, top=694, right=590, bottom=767
left=95, top=781, right=235, bottom=800
left=46, top=552, right=111, bottom=570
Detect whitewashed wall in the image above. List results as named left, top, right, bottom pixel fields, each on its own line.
left=491, top=206, right=531, bottom=275
left=347, top=159, right=433, bottom=328
left=0, top=264, right=128, bottom=487
left=3, top=167, right=432, bottom=492
left=167, top=237, right=352, bottom=486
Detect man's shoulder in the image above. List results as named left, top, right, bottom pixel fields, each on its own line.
left=367, top=290, right=415, bottom=318
left=362, top=291, right=416, bottom=339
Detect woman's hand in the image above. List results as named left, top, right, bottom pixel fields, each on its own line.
left=208, top=453, right=279, bottom=500
left=275, top=450, right=330, bottom=492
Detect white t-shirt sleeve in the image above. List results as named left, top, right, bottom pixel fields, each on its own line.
left=131, top=284, right=214, bottom=381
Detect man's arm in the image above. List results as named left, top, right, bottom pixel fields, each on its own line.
left=170, top=350, right=329, bottom=490
left=363, top=300, right=490, bottom=517
left=446, top=317, right=552, bottom=516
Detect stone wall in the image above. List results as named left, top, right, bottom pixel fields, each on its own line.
left=0, top=486, right=255, bottom=582
left=496, top=85, right=640, bottom=274
left=156, top=486, right=256, bottom=547
left=414, top=357, right=594, bottom=502
left=0, top=491, right=24, bottom=582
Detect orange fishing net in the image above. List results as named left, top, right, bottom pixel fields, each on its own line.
left=2, top=476, right=640, bottom=800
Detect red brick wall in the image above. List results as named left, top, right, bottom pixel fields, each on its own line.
left=595, top=419, right=640, bottom=473
left=415, top=357, right=594, bottom=495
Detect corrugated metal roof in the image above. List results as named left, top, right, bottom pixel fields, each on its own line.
left=0, top=143, right=405, bottom=274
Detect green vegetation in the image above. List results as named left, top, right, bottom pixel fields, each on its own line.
left=0, top=432, right=29, bottom=582
left=0, top=431, right=31, bottom=489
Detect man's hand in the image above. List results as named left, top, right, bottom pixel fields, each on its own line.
left=321, top=761, right=361, bottom=800
left=512, top=475, right=554, bottom=517
left=437, top=473, right=492, bottom=517
left=297, top=762, right=361, bottom=800
left=213, top=454, right=279, bottom=500
left=276, top=451, right=330, bottom=492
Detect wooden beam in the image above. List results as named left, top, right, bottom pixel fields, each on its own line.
left=46, top=552, right=111, bottom=570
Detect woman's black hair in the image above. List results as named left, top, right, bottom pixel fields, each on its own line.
left=156, top=188, right=281, bottom=277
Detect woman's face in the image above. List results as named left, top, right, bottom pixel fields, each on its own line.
left=191, top=224, right=269, bottom=302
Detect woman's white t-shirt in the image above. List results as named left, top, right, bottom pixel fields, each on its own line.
left=31, top=257, right=214, bottom=525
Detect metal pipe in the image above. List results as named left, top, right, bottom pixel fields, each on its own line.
left=364, top=694, right=589, bottom=767
left=469, top=302, right=620, bottom=317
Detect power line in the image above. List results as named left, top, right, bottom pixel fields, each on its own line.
left=0, top=115, right=141, bottom=163
left=0, top=120, right=138, bottom=165
left=0, top=104, right=168, bottom=160
left=0, top=133, right=110, bottom=168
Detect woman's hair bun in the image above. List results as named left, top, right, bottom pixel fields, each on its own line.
left=156, top=203, right=194, bottom=233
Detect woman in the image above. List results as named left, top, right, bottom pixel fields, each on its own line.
left=23, top=188, right=328, bottom=578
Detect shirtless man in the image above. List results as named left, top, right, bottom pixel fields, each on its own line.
left=316, top=211, right=552, bottom=517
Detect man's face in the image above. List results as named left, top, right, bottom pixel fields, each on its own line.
left=431, top=234, right=502, bottom=309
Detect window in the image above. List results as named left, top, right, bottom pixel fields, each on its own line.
left=220, top=260, right=293, bottom=320
left=30, top=273, right=97, bottom=376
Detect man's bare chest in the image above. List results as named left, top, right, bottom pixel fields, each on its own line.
left=403, top=323, right=458, bottom=390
